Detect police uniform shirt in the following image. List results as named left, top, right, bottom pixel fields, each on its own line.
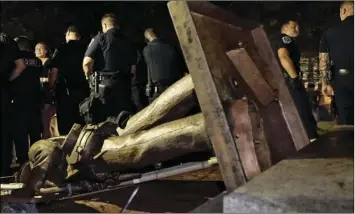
left=12, top=51, right=42, bottom=97
left=143, top=39, right=183, bottom=84
left=84, top=28, right=137, bottom=75
left=51, top=40, right=88, bottom=90
left=0, top=40, right=22, bottom=83
left=132, top=49, right=147, bottom=86
left=319, top=16, right=354, bottom=73
left=276, top=34, right=301, bottom=73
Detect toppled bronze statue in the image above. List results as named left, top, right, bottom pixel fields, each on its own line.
left=11, top=74, right=271, bottom=197
left=11, top=75, right=211, bottom=197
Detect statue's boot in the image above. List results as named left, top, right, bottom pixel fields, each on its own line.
left=11, top=138, right=65, bottom=197
left=120, top=74, right=197, bottom=136
left=92, top=113, right=212, bottom=173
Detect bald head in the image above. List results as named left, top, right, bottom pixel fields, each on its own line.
left=144, top=28, right=158, bottom=42
left=281, top=21, right=300, bottom=38
left=340, top=1, right=354, bottom=21
left=101, top=13, right=119, bottom=33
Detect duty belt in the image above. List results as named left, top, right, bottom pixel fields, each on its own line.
left=98, top=71, right=120, bottom=80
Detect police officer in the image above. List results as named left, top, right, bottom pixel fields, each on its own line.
left=0, top=33, right=26, bottom=176
left=143, top=28, right=184, bottom=103
left=319, top=1, right=354, bottom=125
left=276, top=21, right=318, bottom=141
left=11, top=36, right=42, bottom=166
left=50, top=25, right=90, bottom=135
left=82, top=13, right=137, bottom=126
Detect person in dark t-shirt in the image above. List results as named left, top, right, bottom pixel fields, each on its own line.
left=319, top=1, right=354, bottom=125
left=275, top=21, right=318, bottom=141
left=143, top=28, right=184, bottom=103
left=0, top=33, right=26, bottom=176
left=11, top=36, right=42, bottom=166
left=82, top=13, right=137, bottom=126
left=35, top=42, right=59, bottom=139
left=50, top=25, right=90, bottom=135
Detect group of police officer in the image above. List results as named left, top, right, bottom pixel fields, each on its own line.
left=275, top=1, right=354, bottom=142
left=0, top=13, right=185, bottom=177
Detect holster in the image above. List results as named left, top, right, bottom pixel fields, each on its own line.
left=146, top=84, right=153, bottom=98
left=98, top=79, right=117, bottom=104
left=79, top=94, right=101, bottom=124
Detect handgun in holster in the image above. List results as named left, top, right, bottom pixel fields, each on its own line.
left=145, top=84, right=154, bottom=98
left=89, top=72, right=100, bottom=96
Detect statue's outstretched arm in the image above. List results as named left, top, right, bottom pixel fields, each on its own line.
left=120, top=74, right=196, bottom=136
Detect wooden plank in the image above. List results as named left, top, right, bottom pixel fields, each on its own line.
left=226, top=99, right=261, bottom=180
left=168, top=1, right=247, bottom=191
left=186, top=1, right=259, bottom=30
left=259, top=101, right=297, bottom=163
left=251, top=26, right=310, bottom=150
left=226, top=48, right=276, bottom=106
left=247, top=100, right=272, bottom=171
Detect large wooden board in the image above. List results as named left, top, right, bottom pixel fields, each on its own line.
left=168, top=1, right=311, bottom=190
left=168, top=1, right=247, bottom=191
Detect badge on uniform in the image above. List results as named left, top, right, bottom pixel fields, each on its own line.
left=282, top=36, right=292, bottom=44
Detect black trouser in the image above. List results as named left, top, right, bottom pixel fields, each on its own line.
left=56, top=89, right=88, bottom=135
left=10, top=96, right=42, bottom=166
left=84, top=74, right=136, bottom=124
left=1, top=88, right=13, bottom=176
left=286, top=78, right=318, bottom=139
left=132, top=84, right=149, bottom=111
left=148, top=85, right=170, bottom=104
left=333, top=73, right=354, bottom=125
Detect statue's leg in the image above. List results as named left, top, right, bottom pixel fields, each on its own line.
left=93, top=113, right=210, bottom=173
left=11, top=137, right=66, bottom=197
left=120, top=74, right=196, bottom=136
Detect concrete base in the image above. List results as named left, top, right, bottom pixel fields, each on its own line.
left=223, top=158, right=353, bottom=213
left=192, top=128, right=354, bottom=213
left=190, top=191, right=226, bottom=213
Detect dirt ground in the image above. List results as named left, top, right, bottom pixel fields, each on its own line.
left=37, top=166, right=224, bottom=213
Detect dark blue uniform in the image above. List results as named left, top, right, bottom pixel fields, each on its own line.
left=10, top=50, right=42, bottom=166
left=131, top=48, right=149, bottom=111
left=51, top=40, right=90, bottom=135
left=276, top=34, right=318, bottom=139
left=0, top=34, right=22, bottom=176
left=143, top=39, right=184, bottom=103
left=319, top=16, right=354, bottom=125
left=83, top=28, right=137, bottom=125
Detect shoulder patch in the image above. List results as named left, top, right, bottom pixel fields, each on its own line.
left=282, top=36, right=292, bottom=44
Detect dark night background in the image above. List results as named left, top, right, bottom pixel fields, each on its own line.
left=0, top=1, right=341, bottom=54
